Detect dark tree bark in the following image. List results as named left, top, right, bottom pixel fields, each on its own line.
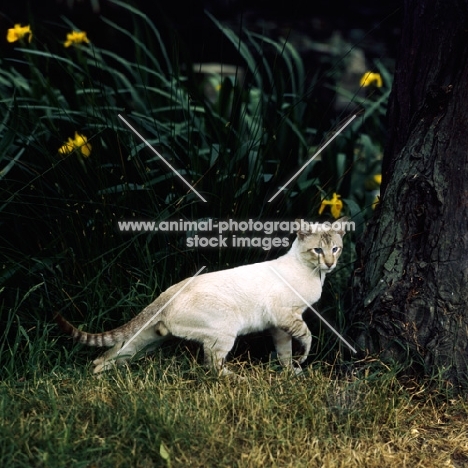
left=351, top=0, right=468, bottom=387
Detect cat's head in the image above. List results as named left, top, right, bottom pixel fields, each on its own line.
left=294, top=217, right=349, bottom=273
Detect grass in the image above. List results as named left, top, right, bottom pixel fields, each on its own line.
left=1, top=358, right=467, bottom=468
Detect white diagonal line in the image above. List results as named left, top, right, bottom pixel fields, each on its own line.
left=118, top=114, right=208, bottom=202
left=267, top=114, right=357, bottom=203
left=267, top=265, right=357, bottom=353
left=117, top=266, right=207, bottom=356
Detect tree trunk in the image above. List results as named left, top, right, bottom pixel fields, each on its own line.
left=350, top=0, right=468, bottom=387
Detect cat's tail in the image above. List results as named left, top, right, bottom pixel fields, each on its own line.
left=54, top=312, right=132, bottom=347
left=54, top=291, right=172, bottom=347
left=55, top=280, right=186, bottom=348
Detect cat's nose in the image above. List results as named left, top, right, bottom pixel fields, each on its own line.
left=325, top=261, right=334, bottom=268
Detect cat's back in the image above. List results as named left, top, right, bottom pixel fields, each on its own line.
left=170, top=253, right=320, bottom=307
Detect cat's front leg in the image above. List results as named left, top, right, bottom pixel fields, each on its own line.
left=275, top=307, right=312, bottom=366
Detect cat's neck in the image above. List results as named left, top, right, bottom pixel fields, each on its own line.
left=284, top=237, right=309, bottom=262
left=282, top=235, right=331, bottom=285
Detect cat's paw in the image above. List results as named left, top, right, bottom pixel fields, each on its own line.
left=217, top=366, right=246, bottom=381
left=92, top=357, right=112, bottom=374
left=297, top=353, right=309, bottom=364
left=92, top=355, right=127, bottom=373
left=293, top=366, right=306, bottom=377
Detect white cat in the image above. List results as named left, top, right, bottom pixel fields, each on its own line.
left=56, top=218, right=348, bottom=374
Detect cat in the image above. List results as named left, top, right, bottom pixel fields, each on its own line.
left=55, top=217, right=348, bottom=374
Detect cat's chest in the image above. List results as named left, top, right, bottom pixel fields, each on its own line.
left=272, top=277, right=322, bottom=308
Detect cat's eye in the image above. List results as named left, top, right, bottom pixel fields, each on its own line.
left=313, top=248, right=323, bottom=254
left=332, top=246, right=340, bottom=254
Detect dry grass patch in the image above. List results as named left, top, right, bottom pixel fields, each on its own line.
left=1, top=359, right=467, bottom=467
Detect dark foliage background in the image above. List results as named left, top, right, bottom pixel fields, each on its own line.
left=0, top=0, right=399, bottom=376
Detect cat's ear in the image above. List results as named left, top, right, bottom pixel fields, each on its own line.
left=336, top=216, right=350, bottom=222
left=295, top=219, right=311, bottom=240
left=333, top=216, right=350, bottom=237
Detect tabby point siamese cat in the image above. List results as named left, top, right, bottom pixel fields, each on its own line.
left=56, top=217, right=348, bottom=374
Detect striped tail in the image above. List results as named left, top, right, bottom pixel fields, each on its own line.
left=54, top=313, right=123, bottom=347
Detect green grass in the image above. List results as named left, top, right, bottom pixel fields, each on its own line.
left=1, top=359, right=467, bottom=468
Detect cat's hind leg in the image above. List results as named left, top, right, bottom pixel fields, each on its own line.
left=93, top=342, right=127, bottom=373
left=92, top=324, right=169, bottom=373
left=202, top=334, right=237, bottom=375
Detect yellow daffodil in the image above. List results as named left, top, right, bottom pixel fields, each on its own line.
left=64, top=31, right=90, bottom=48
left=360, top=72, right=383, bottom=88
left=365, top=174, right=383, bottom=190
left=7, top=24, right=32, bottom=43
left=318, top=193, right=343, bottom=219
left=58, top=132, right=92, bottom=158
